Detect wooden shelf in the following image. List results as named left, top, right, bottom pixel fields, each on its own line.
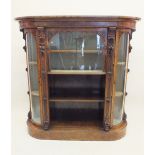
left=115, top=91, right=124, bottom=97
left=49, top=97, right=104, bottom=102
left=48, top=70, right=106, bottom=75
left=117, top=62, right=126, bottom=65
left=29, top=61, right=37, bottom=65
left=48, top=49, right=102, bottom=53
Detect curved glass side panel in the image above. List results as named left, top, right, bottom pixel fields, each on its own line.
left=48, top=32, right=105, bottom=72
left=113, top=33, right=129, bottom=125
left=26, top=32, right=41, bottom=124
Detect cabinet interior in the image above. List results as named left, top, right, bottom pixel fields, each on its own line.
left=48, top=74, right=105, bottom=122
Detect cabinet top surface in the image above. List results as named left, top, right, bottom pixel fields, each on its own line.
left=15, top=15, right=140, bottom=21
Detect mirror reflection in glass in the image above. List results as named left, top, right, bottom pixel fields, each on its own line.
left=48, top=32, right=105, bottom=71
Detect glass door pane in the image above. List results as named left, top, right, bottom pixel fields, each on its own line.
left=113, top=33, right=129, bottom=125
left=26, top=32, right=41, bottom=124
left=47, top=30, right=106, bottom=124
left=47, top=32, right=106, bottom=74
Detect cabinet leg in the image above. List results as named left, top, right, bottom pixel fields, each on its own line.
left=42, top=121, right=50, bottom=130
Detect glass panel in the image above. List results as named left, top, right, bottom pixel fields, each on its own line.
left=48, top=32, right=105, bottom=71
left=26, top=33, right=41, bottom=124
left=115, top=64, right=126, bottom=92
left=113, top=33, right=129, bottom=125
left=27, top=33, right=37, bottom=62
left=118, top=33, right=128, bottom=62
left=29, top=64, right=38, bottom=91
left=31, top=96, right=41, bottom=124
left=113, top=96, right=124, bottom=125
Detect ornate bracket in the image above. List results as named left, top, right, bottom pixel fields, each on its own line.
left=104, top=118, right=111, bottom=131
left=23, top=45, right=26, bottom=52
left=37, top=27, right=46, bottom=55
left=20, top=29, right=27, bottom=52
left=107, top=28, right=116, bottom=55
left=129, top=30, right=134, bottom=53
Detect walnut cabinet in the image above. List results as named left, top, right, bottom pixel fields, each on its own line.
left=16, top=16, right=140, bottom=140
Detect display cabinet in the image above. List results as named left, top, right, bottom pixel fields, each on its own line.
left=16, top=16, right=140, bottom=140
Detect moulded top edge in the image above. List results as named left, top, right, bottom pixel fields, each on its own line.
left=15, top=15, right=141, bottom=21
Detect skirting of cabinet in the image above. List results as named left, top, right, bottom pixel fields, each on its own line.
left=27, top=119, right=127, bottom=141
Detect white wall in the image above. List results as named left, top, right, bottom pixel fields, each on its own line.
left=12, top=0, right=143, bottom=155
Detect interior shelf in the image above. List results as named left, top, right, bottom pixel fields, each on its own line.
left=29, top=61, right=37, bottom=65
left=31, top=90, right=39, bottom=96
left=49, top=97, right=104, bottom=102
left=117, top=62, right=126, bottom=65
left=48, top=70, right=106, bottom=75
left=31, top=92, right=104, bottom=102
left=48, top=49, right=103, bottom=53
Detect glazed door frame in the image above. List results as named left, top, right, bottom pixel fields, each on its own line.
left=36, top=27, right=50, bottom=130
left=42, top=27, right=108, bottom=129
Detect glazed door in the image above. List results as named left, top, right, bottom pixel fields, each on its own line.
left=47, top=30, right=106, bottom=72
left=46, top=28, right=108, bottom=126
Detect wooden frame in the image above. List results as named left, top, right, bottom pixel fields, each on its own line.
left=16, top=16, right=140, bottom=140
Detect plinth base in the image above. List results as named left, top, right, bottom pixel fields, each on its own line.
left=27, top=119, right=127, bottom=141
